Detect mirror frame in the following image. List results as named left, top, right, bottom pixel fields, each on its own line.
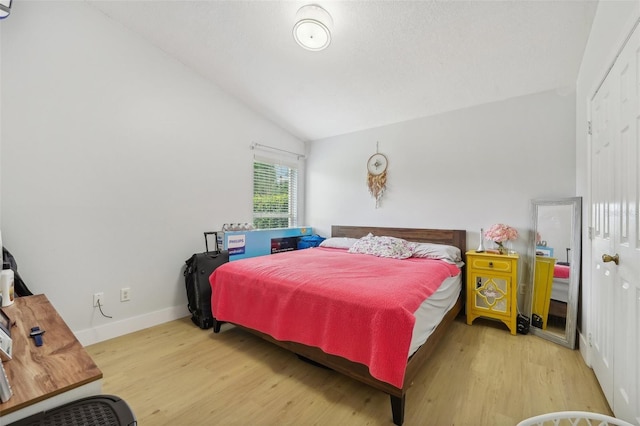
left=527, top=197, right=582, bottom=349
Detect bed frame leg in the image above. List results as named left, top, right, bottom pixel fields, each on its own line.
left=212, top=318, right=223, bottom=333
left=390, top=394, right=405, bottom=426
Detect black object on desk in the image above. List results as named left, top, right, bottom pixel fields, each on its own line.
left=29, top=326, right=45, bottom=347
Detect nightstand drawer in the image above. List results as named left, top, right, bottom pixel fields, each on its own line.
left=469, top=257, right=512, bottom=273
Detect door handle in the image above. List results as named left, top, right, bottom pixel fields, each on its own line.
left=602, top=253, right=619, bottom=265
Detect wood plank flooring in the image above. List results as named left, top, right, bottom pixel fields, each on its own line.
left=86, top=316, right=612, bottom=425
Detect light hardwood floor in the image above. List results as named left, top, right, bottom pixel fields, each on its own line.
left=86, top=316, right=612, bottom=425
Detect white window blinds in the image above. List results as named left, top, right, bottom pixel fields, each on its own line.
left=253, top=158, right=299, bottom=229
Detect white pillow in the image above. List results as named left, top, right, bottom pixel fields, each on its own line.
left=410, top=242, right=464, bottom=266
left=348, top=235, right=413, bottom=260
left=319, top=237, right=359, bottom=250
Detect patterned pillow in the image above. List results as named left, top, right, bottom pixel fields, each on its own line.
left=348, top=235, right=413, bottom=259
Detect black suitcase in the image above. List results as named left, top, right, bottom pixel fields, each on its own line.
left=184, top=232, right=229, bottom=329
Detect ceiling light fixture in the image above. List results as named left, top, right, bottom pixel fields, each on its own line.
left=293, top=4, right=333, bottom=51
left=0, top=0, right=12, bottom=19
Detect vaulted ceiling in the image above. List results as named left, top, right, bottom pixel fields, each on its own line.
left=89, top=1, right=598, bottom=141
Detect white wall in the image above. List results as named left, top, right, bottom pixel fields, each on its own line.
left=0, top=2, right=304, bottom=345
left=536, top=204, right=573, bottom=263
left=575, top=0, right=639, bottom=360
left=306, top=89, right=577, bottom=261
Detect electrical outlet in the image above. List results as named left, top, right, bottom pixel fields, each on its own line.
left=120, top=288, right=131, bottom=302
left=93, top=292, right=104, bottom=308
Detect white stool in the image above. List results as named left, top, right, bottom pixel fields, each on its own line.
left=517, top=411, right=634, bottom=426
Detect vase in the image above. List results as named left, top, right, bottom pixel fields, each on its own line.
left=476, top=228, right=485, bottom=252
left=496, top=242, right=507, bottom=255
left=505, top=240, right=516, bottom=255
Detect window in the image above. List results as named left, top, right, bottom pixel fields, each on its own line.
left=253, top=159, right=298, bottom=229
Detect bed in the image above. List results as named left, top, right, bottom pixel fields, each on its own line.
left=209, top=225, right=466, bottom=425
left=547, top=263, right=570, bottom=322
left=551, top=263, right=570, bottom=303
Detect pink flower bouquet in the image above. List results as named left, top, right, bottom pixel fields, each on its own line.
left=484, top=224, right=518, bottom=254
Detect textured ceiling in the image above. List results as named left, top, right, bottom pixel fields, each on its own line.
left=88, top=1, right=598, bottom=141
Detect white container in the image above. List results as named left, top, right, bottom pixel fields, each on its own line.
left=1, top=264, right=14, bottom=307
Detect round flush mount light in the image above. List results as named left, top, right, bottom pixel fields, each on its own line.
left=293, top=4, right=333, bottom=51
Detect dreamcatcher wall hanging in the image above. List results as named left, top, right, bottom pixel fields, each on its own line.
left=366, top=143, right=388, bottom=208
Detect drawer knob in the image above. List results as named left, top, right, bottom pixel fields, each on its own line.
left=488, top=262, right=494, bottom=268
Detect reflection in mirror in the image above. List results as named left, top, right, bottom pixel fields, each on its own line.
left=528, top=197, right=581, bottom=349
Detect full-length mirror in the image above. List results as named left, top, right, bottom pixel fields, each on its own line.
left=527, top=197, right=581, bottom=349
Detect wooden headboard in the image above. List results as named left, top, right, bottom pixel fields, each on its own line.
left=331, top=225, right=467, bottom=254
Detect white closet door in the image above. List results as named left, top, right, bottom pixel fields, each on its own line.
left=590, top=56, right=617, bottom=410
left=590, top=21, right=640, bottom=425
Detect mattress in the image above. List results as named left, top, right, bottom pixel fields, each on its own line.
left=409, top=274, right=461, bottom=355
left=551, top=278, right=570, bottom=303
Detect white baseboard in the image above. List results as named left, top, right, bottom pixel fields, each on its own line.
left=74, top=305, right=191, bottom=347
left=578, top=329, right=590, bottom=366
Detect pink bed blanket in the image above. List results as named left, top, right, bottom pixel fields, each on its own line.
left=210, top=247, right=460, bottom=388
left=554, top=264, right=570, bottom=279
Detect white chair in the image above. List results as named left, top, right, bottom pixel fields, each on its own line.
left=516, top=411, right=635, bottom=426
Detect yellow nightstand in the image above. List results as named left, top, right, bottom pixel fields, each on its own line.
left=466, top=250, right=519, bottom=335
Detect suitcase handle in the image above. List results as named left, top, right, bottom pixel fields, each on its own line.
left=204, top=232, right=218, bottom=252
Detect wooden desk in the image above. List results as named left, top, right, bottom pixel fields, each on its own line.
left=0, top=294, right=102, bottom=423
